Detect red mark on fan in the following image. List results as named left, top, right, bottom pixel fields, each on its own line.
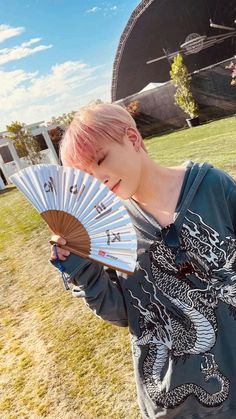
left=98, top=250, right=106, bottom=257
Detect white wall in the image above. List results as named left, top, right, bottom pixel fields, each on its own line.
left=1, top=148, right=58, bottom=182
left=0, top=124, right=60, bottom=184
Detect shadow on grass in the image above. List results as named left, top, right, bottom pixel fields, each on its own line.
left=0, top=186, right=17, bottom=196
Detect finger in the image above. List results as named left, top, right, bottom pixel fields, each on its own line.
left=51, top=254, right=67, bottom=261
left=51, top=244, right=70, bottom=261
left=50, top=235, right=67, bottom=246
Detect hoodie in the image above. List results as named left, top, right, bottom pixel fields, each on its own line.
left=52, top=161, right=236, bottom=418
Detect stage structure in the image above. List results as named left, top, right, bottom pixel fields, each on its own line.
left=112, top=0, right=236, bottom=101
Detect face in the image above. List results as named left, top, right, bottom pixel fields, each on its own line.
left=79, top=133, right=143, bottom=199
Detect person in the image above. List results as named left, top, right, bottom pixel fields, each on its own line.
left=50, top=103, right=236, bottom=418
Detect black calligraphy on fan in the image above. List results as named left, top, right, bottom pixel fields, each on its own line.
left=44, top=177, right=56, bottom=194
left=69, top=183, right=86, bottom=196
left=94, top=201, right=112, bottom=220
left=106, top=230, right=121, bottom=245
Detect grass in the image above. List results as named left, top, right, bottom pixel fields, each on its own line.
left=146, top=116, right=236, bottom=177
left=0, top=190, right=138, bottom=418
left=0, top=116, right=236, bottom=418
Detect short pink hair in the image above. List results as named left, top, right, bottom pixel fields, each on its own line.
left=60, top=103, right=145, bottom=168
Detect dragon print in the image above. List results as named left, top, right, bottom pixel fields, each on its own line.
left=129, top=210, right=235, bottom=409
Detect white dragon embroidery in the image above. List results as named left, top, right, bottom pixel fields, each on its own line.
left=129, top=211, right=235, bottom=408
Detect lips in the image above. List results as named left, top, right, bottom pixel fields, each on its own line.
left=111, top=180, right=121, bottom=193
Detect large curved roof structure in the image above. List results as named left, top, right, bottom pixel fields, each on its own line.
left=112, top=0, right=236, bottom=101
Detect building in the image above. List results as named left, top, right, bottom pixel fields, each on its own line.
left=0, top=122, right=60, bottom=185
left=112, top=0, right=236, bottom=135
left=112, top=0, right=236, bottom=100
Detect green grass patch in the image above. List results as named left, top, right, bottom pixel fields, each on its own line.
left=146, top=116, right=236, bottom=176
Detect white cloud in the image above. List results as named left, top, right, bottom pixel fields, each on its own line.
left=85, top=6, right=101, bottom=13
left=0, top=22, right=112, bottom=130
left=85, top=4, right=118, bottom=14
left=0, top=69, right=38, bottom=95
left=0, top=24, right=25, bottom=43
left=102, top=4, right=119, bottom=16
left=21, top=37, right=42, bottom=47
left=0, top=60, right=112, bottom=130
left=0, top=39, right=52, bottom=65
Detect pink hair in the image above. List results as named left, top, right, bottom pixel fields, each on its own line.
left=60, top=103, right=146, bottom=168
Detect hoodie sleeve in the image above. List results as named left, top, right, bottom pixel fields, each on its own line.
left=227, top=181, right=236, bottom=233
left=51, top=253, right=128, bottom=327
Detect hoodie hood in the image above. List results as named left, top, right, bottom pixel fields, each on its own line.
left=123, top=160, right=213, bottom=240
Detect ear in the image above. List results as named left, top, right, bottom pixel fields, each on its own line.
left=126, top=127, right=141, bottom=151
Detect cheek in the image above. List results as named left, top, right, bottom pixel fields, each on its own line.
left=124, top=166, right=141, bottom=194
left=109, top=150, right=141, bottom=183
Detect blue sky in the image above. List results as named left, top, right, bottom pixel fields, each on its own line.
left=0, top=0, right=140, bottom=130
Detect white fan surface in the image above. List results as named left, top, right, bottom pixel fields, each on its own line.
left=10, top=164, right=137, bottom=274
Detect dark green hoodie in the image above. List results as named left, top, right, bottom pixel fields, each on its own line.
left=53, top=161, right=236, bottom=418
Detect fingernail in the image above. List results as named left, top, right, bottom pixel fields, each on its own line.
left=60, top=239, right=66, bottom=245
left=66, top=251, right=70, bottom=256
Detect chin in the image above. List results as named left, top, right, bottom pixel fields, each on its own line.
left=114, top=182, right=136, bottom=200
left=117, top=191, right=133, bottom=200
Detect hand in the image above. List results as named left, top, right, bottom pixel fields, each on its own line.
left=50, top=235, right=70, bottom=261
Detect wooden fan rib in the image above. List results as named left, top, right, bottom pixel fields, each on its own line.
left=41, top=210, right=91, bottom=255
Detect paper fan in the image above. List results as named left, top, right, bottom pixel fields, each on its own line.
left=10, top=164, right=137, bottom=275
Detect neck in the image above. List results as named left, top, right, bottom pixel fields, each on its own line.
left=131, top=152, right=184, bottom=209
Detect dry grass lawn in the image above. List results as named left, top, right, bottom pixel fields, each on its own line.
left=0, top=190, right=139, bottom=418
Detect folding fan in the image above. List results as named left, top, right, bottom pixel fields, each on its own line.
left=10, top=164, right=137, bottom=275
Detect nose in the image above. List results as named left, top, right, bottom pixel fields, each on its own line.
left=89, top=166, right=109, bottom=185
left=97, top=175, right=109, bottom=185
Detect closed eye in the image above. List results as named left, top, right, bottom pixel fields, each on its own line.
left=97, top=155, right=106, bottom=165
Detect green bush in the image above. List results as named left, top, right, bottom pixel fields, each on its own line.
left=170, top=53, right=199, bottom=119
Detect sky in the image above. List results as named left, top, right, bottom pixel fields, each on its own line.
left=0, top=0, right=140, bottom=131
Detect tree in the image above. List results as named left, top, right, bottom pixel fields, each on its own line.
left=88, top=98, right=104, bottom=105
left=125, top=100, right=140, bottom=117
left=170, top=54, right=199, bottom=120
left=48, top=100, right=104, bottom=129
left=48, top=126, right=65, bottom=157
left=46, top=111, right=76, bottom=158
left=6, top=121, right=43, bottom=164
left=49, top=111, right=76, bottom=128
